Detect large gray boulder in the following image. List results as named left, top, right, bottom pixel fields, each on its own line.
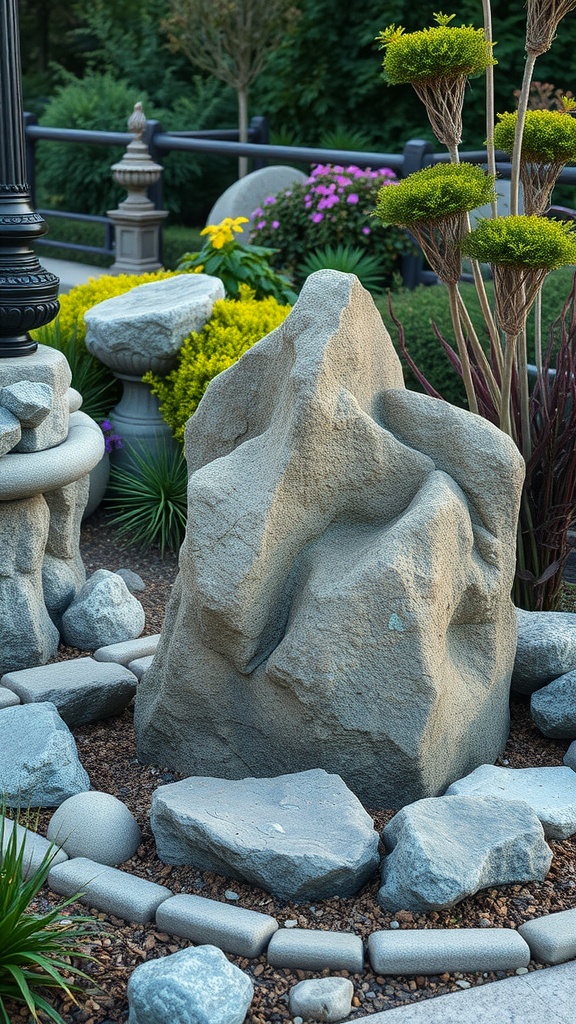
left=513, top=609, right=576, bottom=695
left=377, top=794, right=552, bottom=912
left=446, top=764, right=576, bottom=839
left=0, top=702, right=90, bottom=807
left=134, top=270, right=525, bottom=808
left=61, top=569, right=145, bottom=650
left=127, top=945, right=253, bottom=1024
left=150, top=769, right=379, bottom=901
left=530, top=671, right=576, bottom=739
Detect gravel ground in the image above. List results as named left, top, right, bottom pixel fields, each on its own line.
left=13, top=507, right=576, bottom=1023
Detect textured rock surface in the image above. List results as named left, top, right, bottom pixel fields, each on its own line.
left=518, top=909, right=576, bottom=965
left=531, top=672, right=576, bottom=739
left=513, top=609, right=576, bottom=695
left=0, top=345, right=70, bottom=452
left=1, top=380, right=53, bottom=427
left=42, top=477, right=88, bottom=630
left=565, top=741, right=576, bottom=772
left=2, top=657, right=138, bottom=727
left=85, top=274, right=224, bottom=376
left=0, top=702, right=90, bottom=807
left=367, top=928, right=530, bottom=975
left=377, top=795, right=552, bottom=912
left=207, top=165, right=308, bottom=238
left=47, top=791, right=142, bottom=865
left=0, top=405, right=21, bottom=454
left=446, top=764, right=576, bottom=839
left=61, top=569, right=145, bottom=649
left=135, top=271, right=524, bottom=808
left=0, top=493, right=59, bottom=675
left=150, top=769, right=379, bottom=900
left=289, top=977, right=354, bottom=1023
left=155, top=893, right=278, bottom=958
left=126, top=945, right=254, bottom=1024
left=0, top=411, right=103, bottom=502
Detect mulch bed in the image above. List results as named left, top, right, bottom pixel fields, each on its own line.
left=15, top=507, right=576, bottom=1023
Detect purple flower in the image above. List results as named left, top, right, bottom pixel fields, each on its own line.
left=256, top=220, right=266, bottom=229
left=311, top=212, right=324, bottom=223
left=251, top=206, right=264, bottom=217
left=362, top=226, right=371, bottom=235
left=347, top=193, right=359, bottom=205
left=100, top=419, right=112, bottom=433
left=271, top=220, right=280, bottom=229
left=105, top=433, right=124, bottom=453
left=264, top=196, right=276, bottom=206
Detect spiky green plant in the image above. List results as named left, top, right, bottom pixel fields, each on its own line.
left=298, top=244, right=385, bottom=292
left=106, top=443, right=188, bottom=556
left=0, top=809, right=99, bottom=1024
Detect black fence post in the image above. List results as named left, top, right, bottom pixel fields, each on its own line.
left=400, top=138, right=436, bottom=290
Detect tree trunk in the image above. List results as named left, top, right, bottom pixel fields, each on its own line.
left=238, top=84, right=248, bottom=179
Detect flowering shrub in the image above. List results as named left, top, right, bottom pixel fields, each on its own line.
left=145, top=285, right=291, bottom=443
left=177, top=217, right=297, bottom=303
left=249, top=164, right=412, bottom=287
left=101, top=419, right=123, bottom=453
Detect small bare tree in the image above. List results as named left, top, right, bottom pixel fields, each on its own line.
left=164, top=0, right=299, bottom=178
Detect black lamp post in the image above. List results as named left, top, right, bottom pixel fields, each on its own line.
left=0, top=0, right=59, bottom=357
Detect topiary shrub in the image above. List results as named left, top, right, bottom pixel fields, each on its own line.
left=145, top=285, right=291, bottom=442
left=248, top=163, right=413, bottom=288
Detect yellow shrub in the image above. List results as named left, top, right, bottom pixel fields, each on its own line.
left=145, top=285, right=291, bottom=442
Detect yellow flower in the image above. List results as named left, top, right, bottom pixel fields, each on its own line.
left=193, top=265, right=204, bottom=273
left=200, top=216, right=249, bottom=250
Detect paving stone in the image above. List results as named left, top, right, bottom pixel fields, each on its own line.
left=48, top=857, right=172, bottom=924
left=128, top=656, right=154, bottom=681
left=1, top=817, right=68, bottom=880
left=367, top=928, right=530, bottom=975
left=289, top=977, right=354, bottom=1023
left=0, top=685, right=20, bottom=709
left=513, top=609, right=576, bottom=694
left=1, top=658, right=137, bottom=728
left=156, top=893, right=278, bottom=958
left=267, top=929, right=364, bottom=973
left=47, top=791, right=142, bottom=866
left=446, top=764, right=576, bottom=839
left=127, top=944, right=254, bottom=1024
left=378, top=795, right=551, bottom=912
left=531, top=671, right=576, bottom=739
left=565, top=741, right=576, bottom=772
left=150, top=769, right=379, bottom=901
left=518, top=909, right=576, bottom=964
left=93, top=635, right=160, bottom=666
left=0, top=702, right=90, bottom=807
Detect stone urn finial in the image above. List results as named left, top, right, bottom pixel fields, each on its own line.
left=111, top=102, right=163, bottom=209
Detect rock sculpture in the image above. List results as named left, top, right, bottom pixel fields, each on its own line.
left=135, top=270, right=525, bottom=808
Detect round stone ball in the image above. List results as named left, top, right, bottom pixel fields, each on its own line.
left=47, top=790, right=142, bottom=866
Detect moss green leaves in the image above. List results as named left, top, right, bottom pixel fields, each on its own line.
left=493, top=109, right=576, bottom=163
left=377, top=14, right=496, bottom=85
left=374, top=163, right=496, bottom=227
left=462, top=215, right=576, bottom=269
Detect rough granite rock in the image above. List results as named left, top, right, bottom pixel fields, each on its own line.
left=0, top=405, right=22, bottom=454
left=42, top=477, right=89, bottom=630
left=134, top=270, right=525, bottom=808
left=288, top=977, right=354, bottom=1023
left=530, top=671, right=576, bottom=739
left=150, top=769, right=379, bottom=901
left=0, top=345, right=70, bottom=452
left=61, top=569, right=145, bottom=650
left=565, top=741, right=576, bottom=772
left=1, top=380, right=53, bottom=428
left=127, top=944, right=254, bottom=1024
left=0, top=702, right=90, bottom=807
left=377, top=794, right=552, bottom=912
left=513, top=609, right=576, bottom=695
left=446, top=764, right=576, bottom=839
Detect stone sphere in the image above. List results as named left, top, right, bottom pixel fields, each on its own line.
left=47, top=790, right=142, bottom=866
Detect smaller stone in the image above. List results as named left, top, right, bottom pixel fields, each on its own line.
left=155, top=893, right=278, bottom=958
left=94, top=635, right=159, bottom=666
left=368, top=928, right=530, bottom=975
left=456, top=980, right=471, bottom=989
left=0, top=686, right=20, bottom=709
left=1, top=381, right=53, bottom=428
left=0, top=406, right=21, bottom=455
left=513, top=609, right=576, bottom=694
left=1, top=658, right=138, bottom=728
left=516, top=966, right=529, bottom=975
left=289, top=977, right=354, bottom=1023
left=127, top=945, right=253, bottom=1024
left=47, top=791, right=141, bottom=866
left=225, top=889, right=239, bottom=901
left=128, top=656, right=154, bottom=680
left=68, top=387, right=82, bottom=413
left=267, top=929, right=364, bottom=974
left=389, top=921, right=400, bottom=930
left=115, top=568, right=146, bottom=593
left=518, top=908, right=576, bottom=964
left=565, top=741, right=576, bottom=772
left=531, top=672, right=576, bottom=738
left=285, top=919, right=298, bottom=928
left=48, top=857, right=171, bottom=924
left=0, top=703, right=90, bottom=807
left=61, top=569, right=145, bottom=649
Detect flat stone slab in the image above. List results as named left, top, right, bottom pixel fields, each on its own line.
left=289, top=977, right=354, bottom=1023
left=531, top=671, right=576, bottom=739
left=378, top=795, right=551, bottom=913
left=128, top=656, right=154, bottom=681
left=150, top=768, right=379, bottom=901
left=127, top=945, right=254, bottom=1024
left=267, top=929, right=364, bottom=973
left=350, top=959, right=576, bottom=1024
left=0, top=685, right=20, bottom=709
left=156, top=893, right=278, bottom=958
left=446, top=764, right=576, bottom=839
left=2, top=817, right=68, bottom=880
left=0, top=702, right=90, bottom=807
left=367, top=928, right=530, bottom=976
left=47, top=791, right=141, bottom=866
left=513, top=609, right=576, bottom=694
left=1, top=658, right=138, bottom=728
left=519, top=909, right=576, bottom=964
left=48, top=857, right=172, bottom=924
left=93, top=635, right=160, bottom=665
